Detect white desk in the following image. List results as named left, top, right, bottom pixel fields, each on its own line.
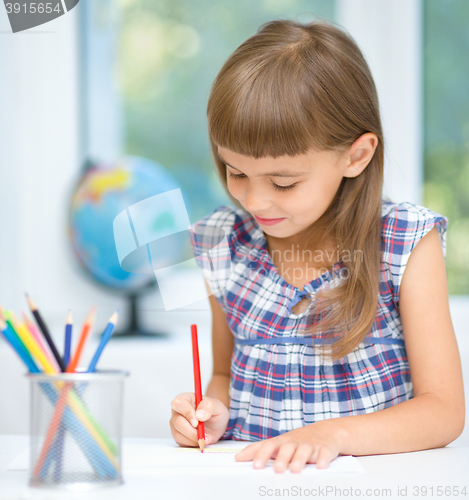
left=1, top=435, right=468, bottom=500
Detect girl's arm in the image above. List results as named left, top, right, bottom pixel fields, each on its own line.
left=204, top=281, right=234, bottom=409
left=235, top=227, right=465, bottom=471
left=335, top=226, right=465, bottom=455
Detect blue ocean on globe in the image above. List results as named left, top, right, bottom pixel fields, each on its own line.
left=69, top=156, right=184, bottom=292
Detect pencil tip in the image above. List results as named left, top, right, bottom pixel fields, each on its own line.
left=8, top=311, right=18, bottom=326
left=198, top=439, right=205, bottom=453
left=66, top=310, right=73, bottom=324
left=110, top=310, right=119, bottom=325
left=87, top=307, right=97, bottom=324
left=25, top=293, right=35, bottom=310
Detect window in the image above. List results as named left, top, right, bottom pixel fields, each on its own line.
left=80, top=0, right=335, bottom=225
left=423, top=0, right=469, bottom=294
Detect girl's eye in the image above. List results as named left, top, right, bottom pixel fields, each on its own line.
left=272, top=182, right=296, bottom=192
left=227, top=171, right=246, bottom=181
left=227, top=171, right=296, bottom=191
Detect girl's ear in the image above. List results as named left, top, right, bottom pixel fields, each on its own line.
left=343, top=132, right=379, bottom=178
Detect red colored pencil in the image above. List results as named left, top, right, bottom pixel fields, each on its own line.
left=191, top=324, right=205, bottom=452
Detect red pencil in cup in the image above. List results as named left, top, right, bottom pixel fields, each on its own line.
left=191, top=324, right=205, bottom=452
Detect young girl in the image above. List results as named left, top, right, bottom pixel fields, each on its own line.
left=169, top=19, right=465, bottom=472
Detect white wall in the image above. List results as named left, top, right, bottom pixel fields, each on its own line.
left=336, top=0, right=423, bottom=205
left=0, top=5, right=135, bottom=332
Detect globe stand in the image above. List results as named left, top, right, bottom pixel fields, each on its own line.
left=112, top=292, right=169, bottom=338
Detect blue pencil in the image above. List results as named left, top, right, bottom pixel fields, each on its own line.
left=63, top=310, right=73, bottom=368
left=55, top=310, right=73, bottom=481
left=87, top=310, right=119, bottom=373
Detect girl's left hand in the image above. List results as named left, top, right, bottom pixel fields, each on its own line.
left=234, top=423, right=344, bottom=473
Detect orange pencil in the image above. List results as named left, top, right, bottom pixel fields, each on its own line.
left=67, top=306, right=96, bottom=372
left=191, top=324, right=205, bottom=452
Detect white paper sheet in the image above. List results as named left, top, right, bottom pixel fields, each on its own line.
left=6, top=441, right=365, bottom=475
left=123, top=440, right=365, bottom=475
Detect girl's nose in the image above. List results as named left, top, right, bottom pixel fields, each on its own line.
left=243, top=184, right=271, bottom=213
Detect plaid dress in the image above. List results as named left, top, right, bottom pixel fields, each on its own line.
left=190, top=200, right=448, bottom=441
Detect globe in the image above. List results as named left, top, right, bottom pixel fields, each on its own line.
left=68, top=156, right=184, bottom=335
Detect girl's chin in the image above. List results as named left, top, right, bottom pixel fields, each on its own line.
left=263, top=226, right=300, bottom=240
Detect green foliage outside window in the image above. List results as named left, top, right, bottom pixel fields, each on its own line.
left=114, top=0, right=334, bottom=224
left=424, top=0, right=469, bottom=294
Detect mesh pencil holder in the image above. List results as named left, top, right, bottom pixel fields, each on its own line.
left=27, top=370, right=129, bottom=490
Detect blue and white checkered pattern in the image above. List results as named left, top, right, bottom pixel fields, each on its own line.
left=190, top=200, right=448, bottom=441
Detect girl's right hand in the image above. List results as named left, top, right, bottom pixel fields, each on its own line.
left=170, top=392, right=230, bottom=447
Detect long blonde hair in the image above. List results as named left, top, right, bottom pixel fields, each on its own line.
left=207, top=19, right=384, bottom=361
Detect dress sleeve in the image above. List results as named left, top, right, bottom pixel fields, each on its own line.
left=382, top=202, right=448, bottom=308
left=189, top=205, right=237, bottom=311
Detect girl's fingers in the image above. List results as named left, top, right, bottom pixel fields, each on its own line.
left=289, top=443, right=315, bottom=473
left=171, top=392, right=196, bottom=408
left=169, top=417, right=198, bottom=447
left=171, top=411, right=199, bottom=442
left=171, top=394, right=198, bottom=427
left=315, top=447, right=335, bottom=469
left=251, top=441, right=278, bottom=469
left=196, top=396, right=227, bottom=420
left=234, top=438, right=336, bottom=472
left=234, top=441, right=263, bottom=462
left=194, top=397, right=215, bottom=422
left=272, top=442, right=297, bottom=473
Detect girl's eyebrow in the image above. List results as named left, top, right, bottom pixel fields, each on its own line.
left=217, top=153, right=306, bottom=178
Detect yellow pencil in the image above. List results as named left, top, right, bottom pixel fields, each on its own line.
left=9, top=312, right=57, bottom=374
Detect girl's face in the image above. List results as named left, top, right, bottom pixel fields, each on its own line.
left=218, top=146, right=350, bottom=244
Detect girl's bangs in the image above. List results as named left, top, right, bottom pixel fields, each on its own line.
left=208, top=62, right=321, bottom=158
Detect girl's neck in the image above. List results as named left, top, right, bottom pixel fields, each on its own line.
left=265, top=233, right=339, bottom=269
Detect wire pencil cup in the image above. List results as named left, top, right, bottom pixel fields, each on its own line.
left=27, top=370, right=128, bottom=490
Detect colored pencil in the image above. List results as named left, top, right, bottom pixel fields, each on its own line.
left=22, top=312, right=60, bottom=372
left=67, top=306, right=96, bottom=373
left=8, top=312, right=56, bottom=375
left=26, top=294, right=66, bottom=372
left=191, top=324, right=205, bottom=452
left=0, top=313, right=40, bottom=373
left=87, top=310, right=119, bottom=373
left=63, top=310, right=73, bottom=367
left=54, top=310, right=73, bottom=480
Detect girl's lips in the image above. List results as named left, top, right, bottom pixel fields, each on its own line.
left=254, top=215, right=286, bottom=226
